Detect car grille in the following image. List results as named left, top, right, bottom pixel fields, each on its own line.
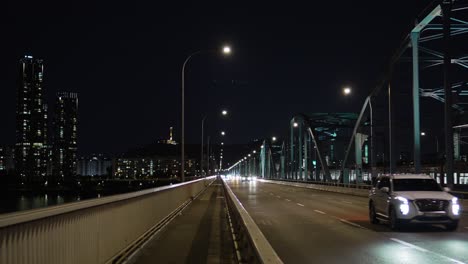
left=413, top=215, right=451, bottom=221
left=414, top=199, right=448, bottom=212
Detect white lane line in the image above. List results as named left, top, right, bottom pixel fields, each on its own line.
left=297, top=203, right=305, bottom=207
left=390, top=238, right=427, bottom=252
left=465, top=227, right=468, bottom=229
left=339, top=219, right=367, bottom=229
left=285, top=199, right=291, bottom=202
left=276, top=195, right=281, bottom=198
left=270, top=193, right=274, bottom=195
left=342, top=200, right=352, bottom=204
left=390, top=238, right=466, bottom=264
left=314, top=210, right=326, bottom=215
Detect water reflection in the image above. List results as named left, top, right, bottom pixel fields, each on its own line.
left=0, top=192, right=102, bottom=214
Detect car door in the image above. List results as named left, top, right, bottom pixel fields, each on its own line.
left=374, top=177, right=391, bottom=216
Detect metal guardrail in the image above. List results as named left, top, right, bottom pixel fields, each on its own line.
left=0, top=176, right=216, bottom=264
left=260, top=179, right=370, bottom=197
left=221, top=177, right=283, bottom=264
left=271, top=178, right=372, bottom=190
left=263, top=178, right=468, bottom=199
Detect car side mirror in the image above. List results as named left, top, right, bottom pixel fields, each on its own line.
left=380, top=187, right=390, bottom=193
left=443, top=187, right=451, bottom=192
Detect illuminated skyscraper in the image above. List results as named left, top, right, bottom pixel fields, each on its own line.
left=15, top=55, right=48, bottom=183
left=53, top=92, right=78, bottom=182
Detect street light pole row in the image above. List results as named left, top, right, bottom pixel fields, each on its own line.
left=181, top=45, right=231, bottom=182
left=200, top=110, right=228, bottom=176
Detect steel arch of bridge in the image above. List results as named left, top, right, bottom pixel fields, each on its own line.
left=227, top=113, right=360, bottom=183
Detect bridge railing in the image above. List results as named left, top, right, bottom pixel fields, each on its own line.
left=261, top=178, right=468, bottom=200
left=0, top=176, right=216, bottom=264
left=221, top=177, right=283, bottom=264
left=270, top=178, right=372, bottom=190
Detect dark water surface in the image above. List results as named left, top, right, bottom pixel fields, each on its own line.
left=0, top=192, right=105, bottom=215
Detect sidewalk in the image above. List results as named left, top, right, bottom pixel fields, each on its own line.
left=130, top=179, right=236, bottom=264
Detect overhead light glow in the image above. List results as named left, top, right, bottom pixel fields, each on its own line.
left=223, top=46, right=231, bottom=54
left=343, top=87, right=351, bottom=95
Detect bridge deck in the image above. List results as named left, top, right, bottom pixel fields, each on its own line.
left=228, top=179, right=468, bottom=264
left=130, top=179, right=236, bottom=264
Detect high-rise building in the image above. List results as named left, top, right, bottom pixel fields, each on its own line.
left=15, top=55, right=48, bottom=183
left=0, top=146, right=15, bottom=175
left=53, top=92, right=78, bottom=182
left=77, top=154, right=111, bottom=177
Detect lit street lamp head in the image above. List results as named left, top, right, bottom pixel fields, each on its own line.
left=272, top=136, right=277, bottom=142
left=221, top=131, right=226, bottom=136
left=343, top=87, right=351, bottom=95
left=222, top=110, right=228, bottom=116
left=293, top=122, right=298, bottom=128
left=421, top=132, right=426, bottom=136
left=222, top=46, right=231, bottom=55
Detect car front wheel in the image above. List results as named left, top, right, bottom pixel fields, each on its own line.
left=389, top=207, right=402, bottom=231
left=445, top=221, right=459, bottom=231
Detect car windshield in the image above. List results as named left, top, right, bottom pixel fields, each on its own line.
left=393, top=179, right=442, bottom=192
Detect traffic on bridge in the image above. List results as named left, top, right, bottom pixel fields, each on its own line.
left=2, top=0, right=468, bottom=263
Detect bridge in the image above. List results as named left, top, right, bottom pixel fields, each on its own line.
left=2, top=175, right=468, bottom=263
left=2, top=1, right=468, bottom=264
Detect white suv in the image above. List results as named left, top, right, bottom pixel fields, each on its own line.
left=369, top=174, right=461, bottom=231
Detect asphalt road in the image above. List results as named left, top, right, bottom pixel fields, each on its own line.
left=227, top=178, right=468, bottom=264
left=131, top=180, right=235, bottom=264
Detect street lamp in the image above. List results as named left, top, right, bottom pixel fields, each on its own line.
left=272, top=136, right=277, bottom=142
left=293, top=122, right=298, bottom=128
left=201, top=109, right=229, bottom=177
left=221, top=131, right=226, bottom=136
left=421, top=132, right=426, bottom=136
left=182, top=46, right=232, bottom=182
left=223, top=46, right=231, bottom=54
left=343, top=87, right=351, bottom=95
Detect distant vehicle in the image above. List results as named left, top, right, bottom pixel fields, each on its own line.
left=241, top=175, right=256, bottom=182
left=368, top=174, right=461, bottom=231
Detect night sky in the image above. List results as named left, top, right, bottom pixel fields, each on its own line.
left=2, top=1, right=433, bottom=155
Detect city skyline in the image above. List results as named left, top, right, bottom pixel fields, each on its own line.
left=2, top=1, right=434, bottom=156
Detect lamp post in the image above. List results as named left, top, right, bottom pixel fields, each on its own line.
left=201, top=109, right=228, bottom=177
left=181, top=46, right=231, bottom=182
left=201, top=115, right=207, bottom=176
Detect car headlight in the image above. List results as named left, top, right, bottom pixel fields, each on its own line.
left=396, top=196, right=410, bottom=215
left=452, top=197, right=460, bottom=215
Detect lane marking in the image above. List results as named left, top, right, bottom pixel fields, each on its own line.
left=339, top=219, right=367, bottom=229
left=270, top=193, right=274, bottom=195
left=285, top=199, right=291, bottom=202
left=314, top=210, right=326, bottom=215
left=390, top=238, right=427, bottom=252
left=342, top=200, right=352, bottom=204
left=390, top=238, right=465, bottom=264
left=276, top=195, right=281, bottom=198
left=465, top=227, right=468, bottom=229
left=297, top=203, right=305, bottom=207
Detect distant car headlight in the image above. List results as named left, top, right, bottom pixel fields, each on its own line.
left=452, top=197, right=460, bottom=215
left=395, top=196, right=410, bottom=215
